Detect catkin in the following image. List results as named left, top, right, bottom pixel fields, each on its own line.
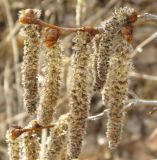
left=92, top=34, right=105, bottom=91
left=21, top=9, right=41, bottom=114
left=102, top=35, right=133, bottom=149
left=6, top=129, right=20, bottom=160
left=97, top=7, right=135, bottom=83
left=45, top=113, right=70, bottom=160
left=22, top=132, right=40, bottom=160
left=67, top=32, right=93, bottom=160
left=37, top=41, right=62, bottom=125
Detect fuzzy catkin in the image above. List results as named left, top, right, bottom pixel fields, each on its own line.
left=67, top=32, right=93, bottom=160
left=21, top=9, right=41, bottom=114
left=6, top=129, right=20, bottom=160
left=37, top=41, right=62, bottom=125
left=45, top=113, right=70, bottom=160
left=97, top=7, right=135, bottom=82
left=22, top=132, right=40, bottom=160
left=92, top=34, right=105, bottom=91
left=102, top=35, right=133, bottom=149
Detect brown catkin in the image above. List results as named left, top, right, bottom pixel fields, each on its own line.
left=37, top=41, right=62, bottom=125
left=21, top=9, right=41, bottom=114
left=67, top=32, right=93, bottom=160
left=97, top=7, right=135, bottom=83
left=92, top=34, right=105, bottom=91
left=45, top=113, right=70, bottom=160
left=22, top=132, right=40, bottom=160
left=6, top=129, right=20, bottom=160
left=102, top=35, right=133, bottom=149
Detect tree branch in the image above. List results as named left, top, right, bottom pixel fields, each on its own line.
left=18, top=9, right=157, bottom=36
left=88, top=98, right=157, bottom=121
left=138, top=13, right=157, bottom=23
left=129, top=72, right=157, bottom=81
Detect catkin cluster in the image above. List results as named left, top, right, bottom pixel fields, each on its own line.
left=21, top=9, right=41, bottom=114
left=6, top=6, right=138, bottom=160
left=45, top=113, right=70, bottom=160
left=102, top=35, right=133, bottom=149
left=67, top=32, right=93, bottom=160
left=37, top=40, right=62, bottom=125
left=6, top=130, right=20, bottom=160
left=96, top=7, right=135, bottom=86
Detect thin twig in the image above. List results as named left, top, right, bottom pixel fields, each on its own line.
left=10, top=122, right=55, bottom=140
left=127, top=99, right=157, bottom=106
left=129, top=72, right=157, bottom=81
left=6, top=112, right=27, bottom=125
left=63, top=0, right=117, bottom=47
left=76, top=0, right=86, bottom=27
left=3, top=61, right=12, bottom=125
left=19, top=11, right=99, bottom=35
left=88, top=98, right=157, bottom=121
left=83, top=0, right=117, bottom=25
left=3, top=0, right=21, bottom=112
left=138, top=13, right=157, bottom=23
left=40, top=129, right=47, bottom=159
left=133, top=30, right=157, bottom=55
left=0, top=23, right=21, bottom=50
left=88, top=109, right=109, bottom=121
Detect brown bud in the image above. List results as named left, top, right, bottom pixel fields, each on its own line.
left=19, top=9, right=41, bottom=24
left=128, top=11, right=138, bottom=23
left=42, top=27, right=60, bottom=47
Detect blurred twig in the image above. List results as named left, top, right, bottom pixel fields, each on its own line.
left=0, top=112, right=27, bottom=127
left=63, top=0, right=117, bottom=47
left=4, top=60, right=12, bottom=125
left=127, top=99, right=157, bottom=106
left=0, top=23, right=21, bottom=49
left=83, top=0, right=117, bottom=25
left=88, top=109, right=108, bottom=121
left=3, top=0, right=21, bottom=112
left=88, top=98, right=157, bottom=121
left=40, top=129, right=47, bottom=159
left=129, top=72, right=157, bottom=81
left=134, top=30, right=157, bottom=55
left=138, top=13, right=157, bottom=23
left=76, top=0, right=86, bottom=27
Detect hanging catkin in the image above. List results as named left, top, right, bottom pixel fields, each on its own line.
left=97, top=7, right=135, bottom=83
left=20, top=9, right=41, bottom=114
left=22, top=132, right=40, bottom=160
left=37, top=38, right=62, bottom=125
left=45, top=113, right=70, bottom=160
left=67, top=32, right=93, bottom=160
left=6, top=129, right=20, bottom=160
left=20, top=120, right=40, bottom=160
left=102, top=35, right=133, bottom=149
left=92, top=34, right=105, bottom=91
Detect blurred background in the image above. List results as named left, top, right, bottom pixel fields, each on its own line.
left=0, top=0, right=157, bottom=160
